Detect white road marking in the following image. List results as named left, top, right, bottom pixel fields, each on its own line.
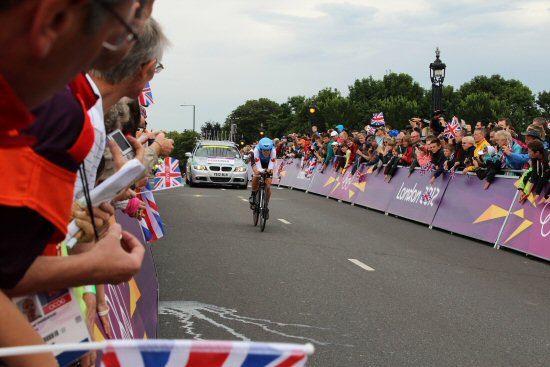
left=241, top=199, right=249, bottom=202
left=278, top=219, right=291, bottom=225
left=348, top=259, right=375, bottom=272
left=221, top=188, right=226, bottom=191
left=193, top=195, right=203, bottom=198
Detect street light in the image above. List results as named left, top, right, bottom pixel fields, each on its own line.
left=429, top=47, right=446, bottom=114
left=180, top=104, right=196, bottom=132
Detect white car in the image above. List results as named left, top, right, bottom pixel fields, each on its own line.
left=185, top=141, right=249, bottom=189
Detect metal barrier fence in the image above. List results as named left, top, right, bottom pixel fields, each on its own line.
left=273, top=158, right=550, bottom=262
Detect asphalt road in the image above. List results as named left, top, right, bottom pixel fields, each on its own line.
left=152, top=184, right=550, bottom=367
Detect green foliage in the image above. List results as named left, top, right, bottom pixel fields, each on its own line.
left=223, top=98, right=281, bottom=143
left=222, top=72, right=543, bottom=137
left=165, top=130, right=201, bottom=165
left=537, top=91, right=550, bottom=118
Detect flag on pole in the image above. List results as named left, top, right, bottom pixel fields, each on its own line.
left=139, top=83, right=154, bottom=107
left=137, top=183, right=165, bottom=243
left=443, top=116, right=462, bottom=139
left=100, top=340, right=313, bottom=367
left=305, top=158, right=317, bottom=178
left=370, top=112, right=385, bottom=126
left=154, top=157, right=183, bottom=190
left=420, top=162, right=434, bottom=176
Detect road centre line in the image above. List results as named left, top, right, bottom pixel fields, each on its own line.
left=278, top=219, right=291, bottom=225
left=348, top=259, right=375, bottom=272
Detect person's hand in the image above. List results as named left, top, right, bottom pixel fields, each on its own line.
left=113, top=188, right=137, bottom=203
left=408, top=172, right=412, bottom=177
left=430, top=176, right=436, bottom=185
left=108, top=135, right=146, bottom=171
left=266, top=169, right=273, bottom=174
left=91, top=224, right=145, bottom=284
left=97, top=301, right=114, bottom=339
left=73, top=202, right=114, bottom=243
left=153, top=133, right=174, bottom=157
left=519, top=192, right=528, bottom=205
left=502, top=145, right=512, bottom=156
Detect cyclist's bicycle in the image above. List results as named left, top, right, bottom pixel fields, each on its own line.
left=252, top=171, right=271, bottom=232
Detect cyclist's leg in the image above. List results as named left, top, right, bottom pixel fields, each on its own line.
left=250, top=166, right=260, bottom=206
left=266, top=178, right=272, bottom=203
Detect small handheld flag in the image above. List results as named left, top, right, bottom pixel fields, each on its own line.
left=371, top=112, right=385, bottom=126
left=154, top=157, right=183, bottom=190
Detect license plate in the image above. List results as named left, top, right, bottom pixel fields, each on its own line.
left=213, top=172, right=229, bottom=177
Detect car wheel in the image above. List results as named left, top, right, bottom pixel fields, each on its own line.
left=239, top=184, right=248, bottom=190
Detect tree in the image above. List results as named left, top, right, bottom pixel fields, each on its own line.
left=223, top=98, right=281, bottom=144
left=165, top=130, right=201, bottom=166
left=457, top=75, right=538, bottom=131
left=455, top=92, right=508, bottom=125
left=378, top=96, right=421, bottom=130
left=200, top=121, right=222, bottom=140
left=537, top=91, right=550, bottom=118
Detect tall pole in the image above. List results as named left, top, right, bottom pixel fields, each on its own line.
left=429, top=47, right=446, bottom=114
left=180, top=104, right=196, bottom=132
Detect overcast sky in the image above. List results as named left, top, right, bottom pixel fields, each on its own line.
left=145, top=0, right=550, bottom=132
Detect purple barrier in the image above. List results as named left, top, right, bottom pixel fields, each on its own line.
left=431, top=174, right=518, bottom=243
left=95, top=212, right=159, bottom=342
left=274, top=159, right=294, bottom=186
left=384, top=168, right=450, bottom=225
left=281, top=159, right=317, bottom=191
left=271, top=159, right=282, bottom=185
left=352, top=165, right=395, bottom=212
left=328, top=168, right=361, bottom=203
left=307, top=165, right=339, bottom=197
left=499, top=184, right=550, bottom=260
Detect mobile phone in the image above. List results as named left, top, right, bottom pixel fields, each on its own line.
left=107, top=129, right=135, bottom=160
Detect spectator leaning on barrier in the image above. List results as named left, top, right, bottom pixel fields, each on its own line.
left=505, top=125, right=546, bottom=169
left=429, top=138, right=446, bottom=184
left=91, top=17, right=171, bottom=178
left=519, top=140, right=550, bottom=205
left=321, top=130, right=338, bottom=172
left=532, top=117, right=550, bottom=147
left=0, top=1, right=146, bottom=366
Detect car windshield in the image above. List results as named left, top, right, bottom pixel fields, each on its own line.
left=195, top=145, right=241, bottom=158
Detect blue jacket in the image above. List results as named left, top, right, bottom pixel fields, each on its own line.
left=487, top=142, right=524, bottom=170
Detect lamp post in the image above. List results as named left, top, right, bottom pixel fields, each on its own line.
left=429, top=47, right=446, bottom=114
left=180, top=104, right=196, bottom=132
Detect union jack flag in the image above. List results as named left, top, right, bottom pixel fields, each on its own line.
left=305, top=158, right=317, bottom=178
left=139, top=82, right=154, bottom=107
left=365, top=125, right=376, bottom=135
left=443, top=116, right=462, bottom=139
left=154, top=157, right=183, bottom=190
left=421, top=191, right=433, bottom=203
left=420, top=162, right=434, bottom=175
left=371, top=112, right=385, bottom=126
left=137, top=183, right=165, bottom=243
left=101, top=340, right=312, bottom=367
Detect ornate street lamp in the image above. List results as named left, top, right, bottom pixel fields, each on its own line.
left=429, top=47, right=446, bottom=114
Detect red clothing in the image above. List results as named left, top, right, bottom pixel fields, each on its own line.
left=401, top=146, right=413, bottom=165
left=348, top=143, right=358, bottom=165
left=0, top=74, right=36, bottom=147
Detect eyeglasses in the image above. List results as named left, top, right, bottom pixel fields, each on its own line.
left=98, top=1, right=140, bottom=51
left=154, top=61, right=164, bottom=74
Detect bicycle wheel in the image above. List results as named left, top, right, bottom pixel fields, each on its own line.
left=253, top=188, right=261, bottom=226
left=260, top=186, right=268, bottom=232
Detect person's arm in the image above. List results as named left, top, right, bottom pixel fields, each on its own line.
left=0, top=291, right=58, bottom=367
left=253, top=148, right=264, bottom=172
left=267, top=148, right=276, bottom=172
left=5, top=225, right=144, bottom=297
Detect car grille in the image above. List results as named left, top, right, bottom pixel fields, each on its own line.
left=211, top=177, right=231, bottom=183
left=209, top=166, right=220, bottom=171
left=221, top=166, right=233, bottom=172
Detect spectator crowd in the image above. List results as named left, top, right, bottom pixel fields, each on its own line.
left=0, top=1, right=175, bottom=366
left=242, top=114, right=550, bottom=202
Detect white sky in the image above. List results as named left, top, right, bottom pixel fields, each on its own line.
left=145, top=0, right=550, bottom=132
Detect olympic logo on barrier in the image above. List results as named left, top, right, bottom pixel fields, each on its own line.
left=541, top=203, right=550, bottom=238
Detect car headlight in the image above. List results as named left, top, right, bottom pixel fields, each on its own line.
left=234, top=166, right=247, bottom=172
left=193, top=165, right=208, bottom=171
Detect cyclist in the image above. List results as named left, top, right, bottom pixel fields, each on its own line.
left=249, top=137, right=276, bottom=217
